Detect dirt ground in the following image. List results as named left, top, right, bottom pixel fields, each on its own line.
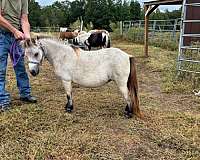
left=0, top=40, right=199, bottom=160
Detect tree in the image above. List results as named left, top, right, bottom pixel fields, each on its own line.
left=150, top=9, right=169, bottom=20
left=70, top=0, right=85, bottom=24
left=130, top=0, right=141, bottom=20
left=113, top=0, right=130, bottom=22
left=165, top=8, right=181, bottom=19
left=29, top=0, right=42, bottom=26
left=85, top=0, right=113, bottom=31
left=28, top=0, right=181, bottom=29
left=39, top=0, right=71, bottom=27
left=121, top=0, right=131, bottom=21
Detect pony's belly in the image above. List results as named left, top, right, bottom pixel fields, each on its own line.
left=73, top=75, right=110, bottom=88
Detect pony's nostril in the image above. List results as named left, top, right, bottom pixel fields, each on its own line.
left=30, top=70, right=37, bottom=76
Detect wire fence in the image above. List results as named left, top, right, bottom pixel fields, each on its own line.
left=31, top=27, right=60, bottom=33
left=31, top=26, right=80, bottom=33
left=120, top=18, right=181, bottom=50
left=31, top=19, right=182, bottom=50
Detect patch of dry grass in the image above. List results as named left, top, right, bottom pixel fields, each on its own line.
left=0, top=40, right=199, bottom=159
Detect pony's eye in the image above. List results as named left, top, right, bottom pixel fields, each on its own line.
left=34, top=53, right=39, bottom=57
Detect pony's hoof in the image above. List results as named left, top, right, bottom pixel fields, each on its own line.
left=65, top=104, right=73, bottom=113
left=66, top=108, right=73, bottom=113
left=124, top=111, right=133, bottom=118
left=124, top=105, right=133, bottom=118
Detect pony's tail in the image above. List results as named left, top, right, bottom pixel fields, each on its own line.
left=127, top=57, right=142, bottom=118
left=102, top=33, right=106, bottom=46
left=102, top=33, right=110, bottom=48
left=107, top=36, right=111, bottom=48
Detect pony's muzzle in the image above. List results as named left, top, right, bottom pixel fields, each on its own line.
left=30, top=69, right=39, bottom=76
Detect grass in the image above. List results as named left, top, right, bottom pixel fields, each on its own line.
left=0, top=39, right=200, bottom=159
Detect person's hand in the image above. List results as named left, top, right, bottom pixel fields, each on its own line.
left=24, top=33, right=31, bottom=40
left=13, top=29, right=25, bottom=40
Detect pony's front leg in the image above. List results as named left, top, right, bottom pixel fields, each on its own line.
left=62, top=80, right=73, bottom=113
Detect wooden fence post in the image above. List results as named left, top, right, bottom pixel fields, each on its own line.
left=144, top=5, right=149, bottom=57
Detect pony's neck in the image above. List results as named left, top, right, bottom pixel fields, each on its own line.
left=39, top=39, right=74, bottom=65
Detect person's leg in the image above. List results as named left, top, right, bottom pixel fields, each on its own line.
left=14, top=57, right=31, bottom=97
left=12, top=40, right=36, bottom=103
left=0, top=33, right=10, bottom=108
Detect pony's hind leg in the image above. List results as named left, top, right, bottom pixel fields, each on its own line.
left=118, top=85, right=133, bottom=118
left=62, top=80, right=73, bottom=113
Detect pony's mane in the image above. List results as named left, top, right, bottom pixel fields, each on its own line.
left=39, top=37, right=83, bottom=51
left=39, top=36, right=69, bottom=45
left=41, top=38, right=104, bottom=55
left=37, top=36, right=59, bottom=42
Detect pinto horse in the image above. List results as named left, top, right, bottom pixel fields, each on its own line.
left=85, top=31, right=110, bottom=51
left=74, top=30, right=110, bottom=51
left=21, top=38, right=142, bottom=118
left=73, top=33, right=90, bottom=45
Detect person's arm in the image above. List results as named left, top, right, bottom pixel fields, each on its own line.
left=0, top=14, right=24, bottom=39
left=21, top=14, right=30, bottom=39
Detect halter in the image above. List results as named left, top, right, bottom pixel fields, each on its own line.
left=27, top=41, right=46, bottom=66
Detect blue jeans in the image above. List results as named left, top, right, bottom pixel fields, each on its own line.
left=0, top=29, right=31, bottom=105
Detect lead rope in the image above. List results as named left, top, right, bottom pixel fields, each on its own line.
left=9, top=40, right=23, bottom=67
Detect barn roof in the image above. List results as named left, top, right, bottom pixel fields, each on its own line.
left=144, top=0, right=183, bottom=6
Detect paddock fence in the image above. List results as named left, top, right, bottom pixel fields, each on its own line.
left=31, top=19, right=182, bottom=50
left=120, top=18, right=181, bottom=50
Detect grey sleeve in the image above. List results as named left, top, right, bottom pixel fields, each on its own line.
left=0, top=0, right=2, bottom=10
left=22, top=0, right=29, bottom=14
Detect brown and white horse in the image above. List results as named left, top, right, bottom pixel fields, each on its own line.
left=59, top=31, right=78, bottom=41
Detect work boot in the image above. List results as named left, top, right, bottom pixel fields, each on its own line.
left=0, top=104, right=11, bottom=112
left=20, top=96, right=37, bottom=103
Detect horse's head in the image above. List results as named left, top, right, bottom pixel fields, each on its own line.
left=21, top=38, right=45, bottom=76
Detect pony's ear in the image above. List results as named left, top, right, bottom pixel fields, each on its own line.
left=19, top=40, right=26, bottom=48
left=20, top=39, right=34, bottom=48
left=31, top=38, right=35, bottom=44
left=26, top=39, right=32, bottom=47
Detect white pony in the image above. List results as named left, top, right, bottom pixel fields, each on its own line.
left=22, top=38, right=142, bottom=118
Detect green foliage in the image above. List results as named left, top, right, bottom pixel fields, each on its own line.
left=150, top=8, right=181, bottom=20
left=150, top=9, right=169, bottom=20
left=29, top=0, right=72, bottom=27
left=28, top=0, right=182, bottom=29
left=124, top=28, right=144, bottom=44
left=85, top=0, right=113, bottom=30
left=130, top=0, right=141, bottom=20
left=28, top=1, right=41, bottom=26
left=29, top=0, right=141, bottom=29
left=165, top=8, right=182, bottom=19
left=70, top=0, right=85, bottom=24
